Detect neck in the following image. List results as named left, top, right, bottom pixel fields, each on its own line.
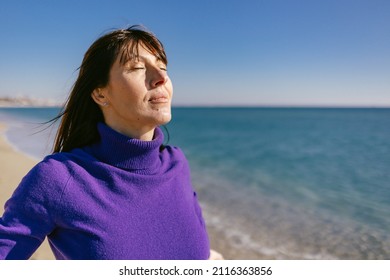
left=104, top=121, right=156, bottom=141
left=87, top=123, right=164, bottom=172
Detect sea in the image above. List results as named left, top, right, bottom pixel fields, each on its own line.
left=1, top=106, right=389, bottom=259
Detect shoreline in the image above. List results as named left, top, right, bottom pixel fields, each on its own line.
left=0, top=127, right=42, bottom=162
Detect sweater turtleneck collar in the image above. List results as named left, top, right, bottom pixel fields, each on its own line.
left=87, top=123, right=164, bottom=172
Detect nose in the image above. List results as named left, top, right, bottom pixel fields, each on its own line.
left=149, top=68, right=168, bottom=88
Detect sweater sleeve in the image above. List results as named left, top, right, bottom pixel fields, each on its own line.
left=0, top=159, right=64, bottom=259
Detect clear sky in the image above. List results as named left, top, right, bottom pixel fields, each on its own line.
left=0, top=0, right=389, bottom=106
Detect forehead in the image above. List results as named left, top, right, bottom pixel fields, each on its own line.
left=118, top=40, right=166, bottom=65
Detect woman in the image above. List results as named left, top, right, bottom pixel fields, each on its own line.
left=0, top=26, right=220, bottom=260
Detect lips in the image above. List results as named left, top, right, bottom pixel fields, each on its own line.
left=149, top=94, right=169, bottom=104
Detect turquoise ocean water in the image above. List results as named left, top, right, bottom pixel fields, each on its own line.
left=1, top=107, right=389, bottom=259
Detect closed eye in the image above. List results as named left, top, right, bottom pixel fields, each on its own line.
left=127, top=67, right=146, bottom=72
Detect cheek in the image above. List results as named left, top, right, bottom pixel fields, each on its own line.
left=111, top=82, right=143, bottom=104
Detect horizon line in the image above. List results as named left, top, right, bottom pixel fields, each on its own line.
left=1, top=104, right=390, bottom=109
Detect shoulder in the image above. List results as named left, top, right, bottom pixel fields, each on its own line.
left=6, top=152, right=78, bottom=219
left=27, top=153, right=76, bottom=181
left=19, top=150, right=90, bottom=193
left=159, top=144, right=192, bottom=175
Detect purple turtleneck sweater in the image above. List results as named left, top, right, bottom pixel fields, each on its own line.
left=0, top=123, right=210, bottom=259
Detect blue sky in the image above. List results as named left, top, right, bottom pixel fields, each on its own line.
left=0, top=0, right=389, bottom=106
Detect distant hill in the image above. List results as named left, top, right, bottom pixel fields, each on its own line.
left=0, top=96, right=62, bottom=107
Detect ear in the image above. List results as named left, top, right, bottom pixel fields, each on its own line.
left=91, top=88, right=109, bottom=107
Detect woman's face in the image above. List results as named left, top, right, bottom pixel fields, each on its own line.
left=95, top=43, right=173, bottom=140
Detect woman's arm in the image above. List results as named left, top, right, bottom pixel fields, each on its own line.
left=0, top=161, right=60, bottom=259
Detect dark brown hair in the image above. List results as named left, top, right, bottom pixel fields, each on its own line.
left=51, top=25, right=167, bottom=153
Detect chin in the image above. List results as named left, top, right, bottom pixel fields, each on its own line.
left=155, top=107, right=172, bottom=124
left=159, top=113, right=172, bottom=125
